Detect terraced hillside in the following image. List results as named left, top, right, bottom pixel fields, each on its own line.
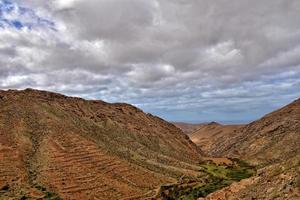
left=0, top=89, right=202, bottom=199
left=38, top=133, right=171, bottom=199
left=0, top=145, right=27, bottom=189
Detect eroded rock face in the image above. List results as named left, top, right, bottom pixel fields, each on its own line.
left=0, top=89, right=203, bottom=199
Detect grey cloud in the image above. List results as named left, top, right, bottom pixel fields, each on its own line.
left=51, top=0, right=157, bottom=41
left=1, top=0, right=300, bottom=122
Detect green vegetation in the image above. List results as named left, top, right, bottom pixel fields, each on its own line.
left=199, top=160, right=255, bottom=180
left=294, top=158, right=300, bottom=190
left=35, top=185, right=62, bottom=200
left=296, top=172, right=300, bottom=190
left=0, top=185, right=9, bottom=192
left=0, top=184, right=62, bottom=200
left=157, top=159, right=256, bottom=200
left=43, top=192, right=62, bottom=200
left=177, top=177, right=231, bottom=200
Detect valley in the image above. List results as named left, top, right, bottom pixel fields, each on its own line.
left=155, top=158, right=256, bottom=200
left=175, top=98, right=300, bottom=199
left=0, top=89, right=299, bottom=199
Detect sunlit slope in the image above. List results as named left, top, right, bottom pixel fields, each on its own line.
left=0, top=89, right=202, bottom=199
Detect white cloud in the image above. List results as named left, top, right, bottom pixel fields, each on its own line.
left=50, top=0, right=78, bottom=10
left=1, top=0, right=300, bottom=122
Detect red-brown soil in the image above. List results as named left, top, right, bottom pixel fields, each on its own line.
left=172, top=122, right=205, bottom=134
left=203, top=156, right=300, bottom=200
left=189, top=123, right=244, bottom=155
left=191, top=99, right=300, bottom=200
left=207, top=98, right=300, bottom=164
left=0, top=89, right=202, bottom=199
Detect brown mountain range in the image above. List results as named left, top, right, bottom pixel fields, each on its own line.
left=0, top=89, right=203, bottom=199
left=186, top=99, right=300, bottom=165
left=172, top=122, right=205, bottom=134
left=0, top=89, right=299, bottom=200
left=189, top=122, right=244, bottom=154
left=187, top=99, right=300, bottom=199
left=203, top=98, right=300, bottom=165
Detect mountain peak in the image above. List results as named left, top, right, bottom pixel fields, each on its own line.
left=208, top=121, right=220, bottom=126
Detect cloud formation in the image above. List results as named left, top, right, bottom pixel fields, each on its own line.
left=1, top=0, right=300, bottom=123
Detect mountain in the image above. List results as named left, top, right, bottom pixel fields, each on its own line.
left=1, top=89, right=299, bottom=200
left=191, top=99, right=300, bottom=200
left=189, top=122, right=244, bottom=154
left=0, top=89, right=202, bottom=200
left=172, top=122, right=205, bottom=134
left=203, top=155, right=300, bottom=200
left=208, top=98, right=300, bottom=164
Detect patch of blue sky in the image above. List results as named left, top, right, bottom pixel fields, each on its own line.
left=0, top=0, right=14, bottom=12
left=0, top=0, right=56, bottom=30
left=263, top=68, right=300, bottom=85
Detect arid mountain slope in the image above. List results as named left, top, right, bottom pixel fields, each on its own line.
left=204, top=156, right=300, bottom=200
left=191, top=100, right=300, bottom=200
left=0, top=89, right=202, bottom=199
left=189, top=122, right=244, bottom=154
left=209, top=98, right=300, bottom=164
left=173, top=122, right=204, bottom=134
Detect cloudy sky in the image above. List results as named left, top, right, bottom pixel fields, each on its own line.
left=0, top=0, right=299, bottom=123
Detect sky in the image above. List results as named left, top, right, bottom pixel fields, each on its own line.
left=0, top=0, right=299, bottom=124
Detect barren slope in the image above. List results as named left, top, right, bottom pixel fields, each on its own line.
left=210, top=99, right=300, bottom=164
left=189, top=122, right=244, bottom=154
left=172, top=122, right=204, bottom=134
left=188, top=100, right=300, bottom=199
left=204, top=156, right=300, bottom=200
left=0, top=89, right=202, bottom=199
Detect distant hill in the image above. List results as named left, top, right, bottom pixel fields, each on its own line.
left=208, top=98, right=300, bottom=164
left=1, top=89, right=299, bottom=200
left=189, top=123, right=244, bottom=154
left=0, top=89, right=202, bottom=199
left=188, top=99, right=300, bottom=165
left=189, top=99, right=300, bottom=199
left=172, top=122, right=206, bottom=134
